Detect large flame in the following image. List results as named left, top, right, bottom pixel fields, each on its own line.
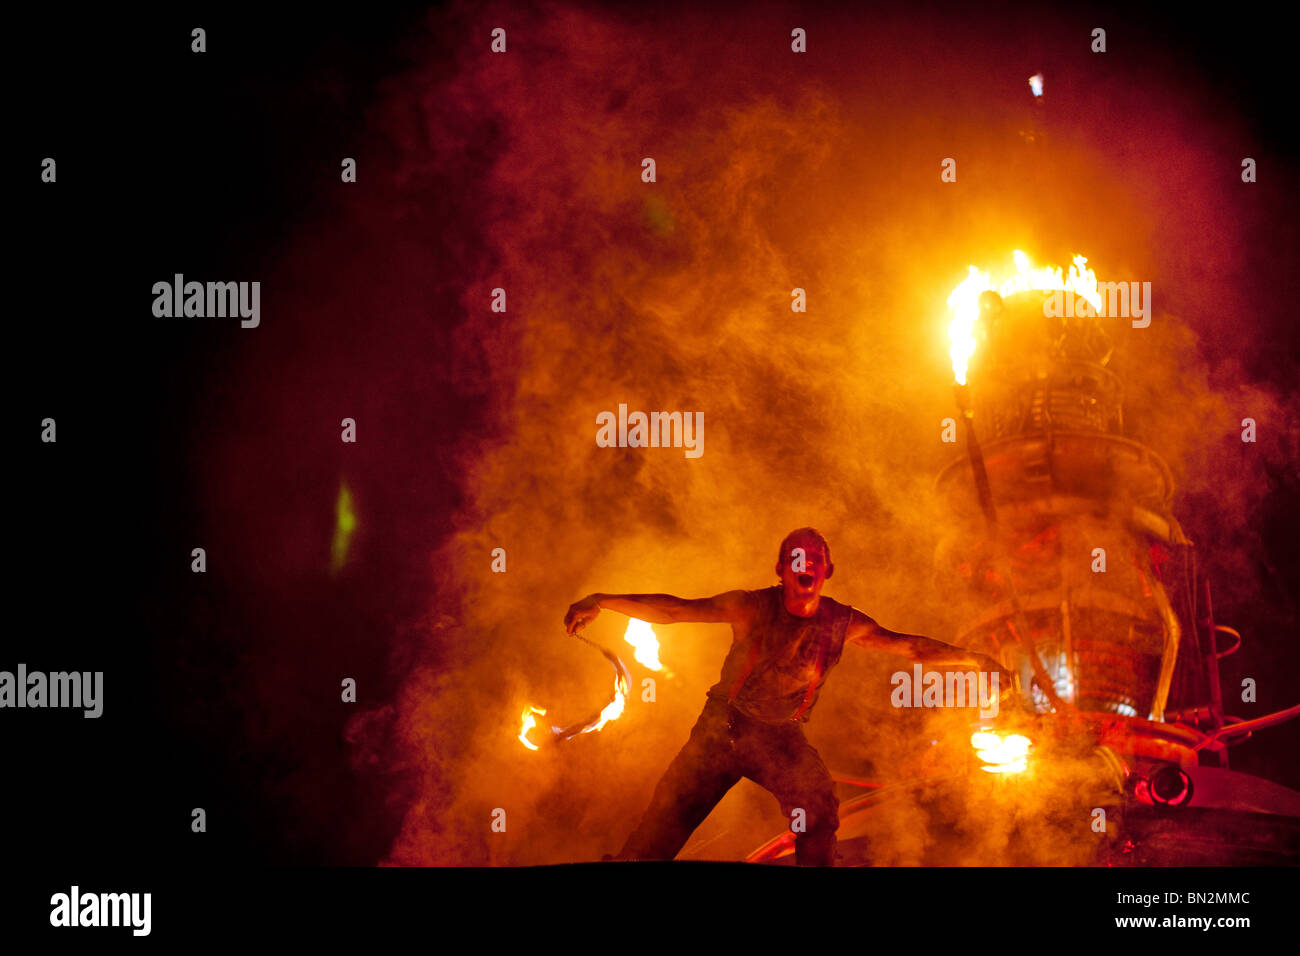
left=623, top=618, right=663, bottom=671
left=947, top=266, right=987, bottom=387
left=971, top=730, right=1031, bottom=773
left=946, top=250, right=1101, bottom=384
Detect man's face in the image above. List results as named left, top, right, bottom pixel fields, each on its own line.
left=778, top=534, right=831, bottom=613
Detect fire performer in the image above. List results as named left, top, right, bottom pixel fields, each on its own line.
left=564, top=527, right=1011, bottom=866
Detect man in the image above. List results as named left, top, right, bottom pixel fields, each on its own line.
left=563, top=527, right=1011, bottom=866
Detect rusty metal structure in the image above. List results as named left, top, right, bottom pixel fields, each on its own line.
left=937, top=289, right=1191, bottom=735
left=748, top=286, right=1300, bottom=865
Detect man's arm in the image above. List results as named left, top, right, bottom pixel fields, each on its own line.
left=565, top=590, right=753, bottom=634
left=846, top=607, right=1008, bottom=675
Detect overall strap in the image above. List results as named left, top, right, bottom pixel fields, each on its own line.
left=727, top=588, right=775, bottom=703
left=727, top=637, right=765, bottom=703
left=791, top=635, right=828, bottom=721
left=791, top=602, right=850, bottom=721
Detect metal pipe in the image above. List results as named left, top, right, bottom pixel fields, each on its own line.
left=1201, top=576, right=1226, bottom=734
left=1192, top=703, right=1300, bottom=751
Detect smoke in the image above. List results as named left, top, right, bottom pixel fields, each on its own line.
left=223, top=0, right=1298, bottom=863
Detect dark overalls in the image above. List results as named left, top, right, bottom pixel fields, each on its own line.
left=616, top=588, right=852, bottom=865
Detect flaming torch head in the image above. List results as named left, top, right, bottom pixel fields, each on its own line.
left=946, top=250, right=1101, bottom=387
left=623, top=618, right=663, bottom=671
left=518, top=705, right=547, bottom=751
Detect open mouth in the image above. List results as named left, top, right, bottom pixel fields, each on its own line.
left=797, top=573, right=815, bottom=588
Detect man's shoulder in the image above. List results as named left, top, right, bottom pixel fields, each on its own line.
left=733, top=589, right=853, bottom=613
left=819, top=594, right=853, bottom=614
left=819, top=596, right=859, bottom=630
left=728, top=587, right=777, bottom=623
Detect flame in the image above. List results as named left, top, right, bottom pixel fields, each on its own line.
left=517, top=637, right=632, bottom=750
left=946, top=250, right=1102, bottom=384
left=623, top=618, right=663, bottom=670
left=582, top=675, right=627, bottom=734
left=971, top=731, right=1031, bottom=773
left=947, top=266, right=987, bottom=387
left=518, top=705, right=547, bottom=751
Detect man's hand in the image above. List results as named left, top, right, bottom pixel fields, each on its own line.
left=565, top=594, right=601, bottom=635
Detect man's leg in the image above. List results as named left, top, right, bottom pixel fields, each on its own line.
left=617, top=700, right=742, bottom=860
left=742, top=723, right=840, bottom=866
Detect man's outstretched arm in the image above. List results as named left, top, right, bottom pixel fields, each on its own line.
left=565, top=590, right=752, bottom=634
left=846, top=607, right=1009, bottom=677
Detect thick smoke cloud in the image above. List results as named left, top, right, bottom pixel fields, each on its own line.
left=196, top=1, right=1297, bottom=863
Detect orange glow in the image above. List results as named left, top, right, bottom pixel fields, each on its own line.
left=971, top=731, right=1031, bottom=773
left=946, top=250, right=1102, bottom=384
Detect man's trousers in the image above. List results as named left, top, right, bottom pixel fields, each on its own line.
left=616, top=697, right=839, bottom=865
